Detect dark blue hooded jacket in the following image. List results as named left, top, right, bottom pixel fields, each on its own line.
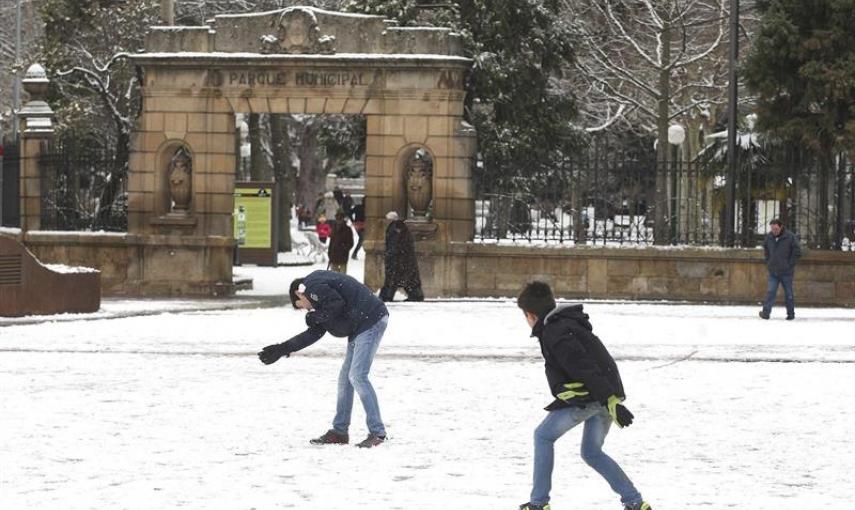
left=282, top=271, right=388, bottom=354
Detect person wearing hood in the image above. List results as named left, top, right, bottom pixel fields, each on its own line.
left=760, top=218, right=802, bottom=320
left=379, top=211, right=424, bottom=302
left=515, top=281, right=651, bottom=510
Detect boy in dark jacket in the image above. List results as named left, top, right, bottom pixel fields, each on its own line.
left=257, top=270, right=389, bottom=448
left=516, top=282, right=651, bottom=510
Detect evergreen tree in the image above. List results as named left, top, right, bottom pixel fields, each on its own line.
left=743, top=0, right=855, bottom=156
left=744, top=0, right=855, bottom=248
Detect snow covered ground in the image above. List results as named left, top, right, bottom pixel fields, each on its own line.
left=2, top=259, right=855, bottom=509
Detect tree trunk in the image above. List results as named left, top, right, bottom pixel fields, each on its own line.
left=94, top=128, right=129, bottom=230
left=295, top=122, right=327, bottom=219
left=249, top=113, right=273, bottom=181
left=270, top=114, right=294, bottom=252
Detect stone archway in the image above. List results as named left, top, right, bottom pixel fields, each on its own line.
left=128, top=6, right=475, bottom=295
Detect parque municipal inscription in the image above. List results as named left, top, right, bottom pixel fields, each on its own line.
left=206, top=69, right=371, bottom=88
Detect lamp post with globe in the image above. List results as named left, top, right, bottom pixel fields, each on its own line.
left=668, top=124, right=686, bottom=244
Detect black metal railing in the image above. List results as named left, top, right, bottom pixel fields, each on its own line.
left=39, top=138, right=127, bottom=232
left=475, top=148, right=855, bottom=249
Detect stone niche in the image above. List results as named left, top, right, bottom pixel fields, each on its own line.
left=150, top=143, right=197, bottom=230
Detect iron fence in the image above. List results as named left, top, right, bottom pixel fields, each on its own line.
left=1, top=140, right=21, bottom=228
left=475, top=146, right=855, bottom=250
left=39, top=138, right=127, bottom=232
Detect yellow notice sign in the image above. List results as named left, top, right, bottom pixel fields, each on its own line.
left=234, top=185, right=273, bottom=249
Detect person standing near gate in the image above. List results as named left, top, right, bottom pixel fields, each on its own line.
left=328, top=212, right=354, bottom=273
left=759, top=218, right=802, bottom=320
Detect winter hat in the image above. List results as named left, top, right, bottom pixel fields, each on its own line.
left=517, top=281, right=556, bottom=319
left=289, top=278, right=306, bottom=309
left=385, top=211, right=399, bottom=221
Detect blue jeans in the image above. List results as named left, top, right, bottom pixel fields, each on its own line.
left=762, top=272, right=795, bottom=317
left=530, top=405, right=642, bottom=507
left=332, top=315, right=388, bottom=437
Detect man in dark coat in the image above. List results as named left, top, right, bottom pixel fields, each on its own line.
left=379, top=212, right=424, bottom=302
left=516, top=282, right=651, bottom=510
left=257, top=270, right=390, bottom=448
left=349, top=200, right=366, bottom=260
left=328, top=212, right=354, bottom=273
left=760, top=218, right=802, bottom=320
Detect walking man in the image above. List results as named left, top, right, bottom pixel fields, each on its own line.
left=258, top=270, right=389, bottom=448
left=516, top=281, right=651, bottom=510
left=760, top=218, right=801, bottom=320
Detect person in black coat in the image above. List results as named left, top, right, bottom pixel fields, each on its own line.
left=349, top=200, right=366, bottom=260
left=379, top=212, right=424, bottom=302
left=328, top=212, right=354, bottom=273
left=760, top=218, right=802, bottom=320
left=515, top=282, right=652, bottom=510
left=257, top=270, right=390, bottom=448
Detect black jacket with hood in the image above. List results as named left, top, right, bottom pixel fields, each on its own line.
left=532, top=304, right=625, bottom=411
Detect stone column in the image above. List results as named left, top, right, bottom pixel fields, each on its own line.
left=17, top=64, right=54, bottom=233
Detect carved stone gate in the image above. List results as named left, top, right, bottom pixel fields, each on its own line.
left=128, top=6, right=475, bottom=295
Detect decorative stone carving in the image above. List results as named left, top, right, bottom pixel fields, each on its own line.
left=261, top=7, right=336, bottom=55
left=406, top=149, right=433, bottom=220
left=168, top=147, right=192, bottom=215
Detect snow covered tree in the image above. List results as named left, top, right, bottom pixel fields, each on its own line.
left=39, top=0, right=160, bottom=228
left=566, top=0, right=735, bottom=243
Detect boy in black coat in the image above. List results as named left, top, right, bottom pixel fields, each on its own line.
left=516, top=282, right=651, bottom=510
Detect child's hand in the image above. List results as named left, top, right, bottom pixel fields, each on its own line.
left=607, top=395, right=634, bottom=428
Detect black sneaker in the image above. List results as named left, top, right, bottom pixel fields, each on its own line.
left=518, top=503, right=550, bottom=510
left=355, top=434, right=386, bottom=448
left=759, top=311, right=770, bottom=320
left=624, top=502, right=652, bottom=510
left=786, top=315, right=795, bottom=321
left=309, top=429, right=348, bottom=445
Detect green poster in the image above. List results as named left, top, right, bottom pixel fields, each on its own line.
left=234, top=186, right=273, bottom=249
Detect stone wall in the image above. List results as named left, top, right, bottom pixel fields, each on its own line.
left=18, top=231, right=234, bottom=297
left=365, top=241, right=855, bottom=306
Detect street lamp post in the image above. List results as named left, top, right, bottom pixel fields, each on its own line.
left=12, top=0, right=23, bottom=140
left=725, top=0, right=740, bottom=246
left=668, top=124, right=686, bottom=245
